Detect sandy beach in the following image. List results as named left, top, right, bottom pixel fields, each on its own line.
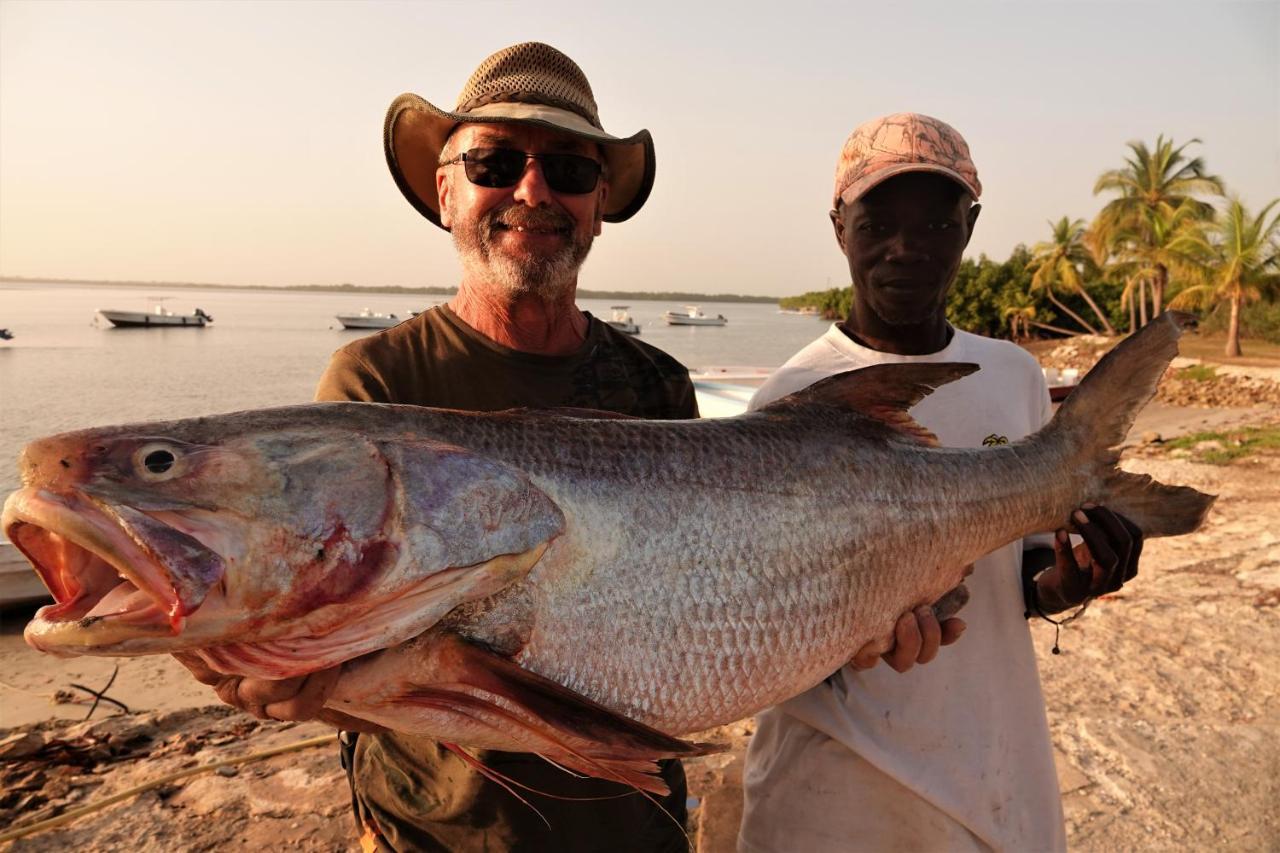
left=2, top=391, right=1278, bottom=851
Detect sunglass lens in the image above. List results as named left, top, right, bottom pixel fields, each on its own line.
left=541, top=154, right=601, bottom=194
left=462, top=148, right=526, bottom=188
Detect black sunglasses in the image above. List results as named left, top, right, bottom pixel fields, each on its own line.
left=443, top=147, right=603, bottom=194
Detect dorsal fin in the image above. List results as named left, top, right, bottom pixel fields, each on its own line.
left=760, top=363, right=979, bottom=446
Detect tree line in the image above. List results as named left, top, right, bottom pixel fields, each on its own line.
left=781, top=136, right=1280, bottom=356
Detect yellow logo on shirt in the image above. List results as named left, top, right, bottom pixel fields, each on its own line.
left=982, top=433, right=1009, bottom=446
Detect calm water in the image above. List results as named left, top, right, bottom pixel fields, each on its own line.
left=0, top=281, right=829, bottom=497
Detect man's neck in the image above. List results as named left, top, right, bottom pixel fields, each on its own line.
left=449, top=280, right=589, bottom=356
left=840, top=311, right=953, bottom=356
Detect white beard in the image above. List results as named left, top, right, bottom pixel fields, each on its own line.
left=450, top=202, right=594, bottom=303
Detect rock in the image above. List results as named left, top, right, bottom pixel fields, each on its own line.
left=1141, top=431, right=1163, bottom=445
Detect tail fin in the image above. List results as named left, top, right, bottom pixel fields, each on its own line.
left=1042, top=311, right=1215, bottom=536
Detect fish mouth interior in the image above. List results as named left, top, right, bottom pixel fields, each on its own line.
left=6, top=497, right=170, bottom=629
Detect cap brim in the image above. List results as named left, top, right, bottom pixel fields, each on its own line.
left=838, top=163, right=980, bottom=208
left=384, top=94, right=655, bottom=230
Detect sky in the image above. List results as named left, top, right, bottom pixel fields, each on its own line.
left=1, top=0, right=1276, bottom=298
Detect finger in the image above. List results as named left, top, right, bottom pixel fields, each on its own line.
left=1053, top=528, right=1090, bottom=605
left=1083, top=505, right=1132, bottom=593
left=315, top=709, right=387, bottom=734
left=171, top=651, right=222, bottom=685
left=939, top=618, right=966, bottom=646
left=884, top=611, right=922, bottom=673
left=265, top=666, right=343, bottom=721
left=236, top=675, right=308, bottom=710
left=1072, top=508, right=1118, bottom=594
left=915, top=606, right=943, bottom=664
left=851, top=641, right=884, bottom=670
left=1115, top=511, right=1144, bottom=583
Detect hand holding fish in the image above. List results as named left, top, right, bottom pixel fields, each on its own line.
left=1034, top=505, right=1144, bottom=613
left=172, top=651, right=382, bottom=733
left=850, top=604, right=966, bottom=673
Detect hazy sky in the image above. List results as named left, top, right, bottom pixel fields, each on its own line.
left=1, top=0, right=1276, bottom=297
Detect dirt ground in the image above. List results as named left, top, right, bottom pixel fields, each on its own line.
left=2, top=397, right=1278, bottom=850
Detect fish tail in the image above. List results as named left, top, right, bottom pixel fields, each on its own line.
left=1039, top=311, right=1215, bottom=536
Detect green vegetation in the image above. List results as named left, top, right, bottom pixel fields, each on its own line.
left=1175, top=364, right=1218, bottom=382
left=781, top=134, right=1279, bottom=354
left=1164, top=426, right=1280, bottom=464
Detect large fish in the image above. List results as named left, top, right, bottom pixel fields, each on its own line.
left=3, top=312, right=1213, bottom=792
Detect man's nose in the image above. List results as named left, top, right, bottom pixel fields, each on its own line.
left=885, top=229, right=930, bottom=263
left=511, top=158, right=555, bottom=207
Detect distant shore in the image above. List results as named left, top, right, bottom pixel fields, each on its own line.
left=0, top=276, right=780, bottom=305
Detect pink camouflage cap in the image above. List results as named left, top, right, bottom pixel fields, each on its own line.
left=833, top=112, right=981, bottom=208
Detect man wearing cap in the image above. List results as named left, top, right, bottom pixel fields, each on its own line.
left=177, top=43, right=695, bottom=851
left=737, top=114, right=1143, bottom=852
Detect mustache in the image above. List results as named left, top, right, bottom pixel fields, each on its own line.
left=489, top=206, right=574, bottom=233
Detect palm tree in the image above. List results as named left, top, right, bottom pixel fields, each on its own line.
left=1091, top=135, right=1223, bottom=319
left=1102, top=200, right=1209, bottom=329
left=1026, top=217, right=1116, bottom=335
left=1169, top=197, right=1280, bottom=357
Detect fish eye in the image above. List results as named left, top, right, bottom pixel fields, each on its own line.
left=134, top=443, right=183, bottom=480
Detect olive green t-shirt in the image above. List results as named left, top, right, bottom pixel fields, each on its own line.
left=315, top=305, right=696, bottom=852
left=316, top=304, right=697, bottom=419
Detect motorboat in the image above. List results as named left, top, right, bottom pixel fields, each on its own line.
left=97, top=305, right=213, bottom=328
left=662, top=305, right=727, bottom=326
left=0, top=541, right=51, bottom=607
left=336, top=308, right=409, bottom=330
left=605, top=305, right=640, bottom=335
left=690, top=366, right=773, bottom=418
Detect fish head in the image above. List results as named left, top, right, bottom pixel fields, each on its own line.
left=2, top=412, right=409, bottom=656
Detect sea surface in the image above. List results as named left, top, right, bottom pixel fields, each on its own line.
left=0, top=281, right=830, bottom=498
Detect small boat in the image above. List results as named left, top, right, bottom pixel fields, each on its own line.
left=336, top=308, right=409, bottom=330
left=605, top=306, right=640, bottom=335
left=97, top=305, right=213, bottom=328
left=663, top=305, right=727, bottom=327
left=0, top=540, right=50, bottom=607
left=0, top=328, right=13, bottom=340
left=690, top=366, right=773, bottom=418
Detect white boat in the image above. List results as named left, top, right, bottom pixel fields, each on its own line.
left=0, top=541, right=50, bottom=608
left=605, top=305, right=640, bottom=335
left=336, top=308, right=409, bottom=330
left=97, top=305, right=213, bottom=328
left=663, top=305, right=727, bottom=326
left=690, top=366, right=773, bottom=418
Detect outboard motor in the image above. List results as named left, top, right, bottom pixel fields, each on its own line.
left=194, top=308, right=213, bottom=323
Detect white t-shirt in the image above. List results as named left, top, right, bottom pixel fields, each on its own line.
left=739, top=324, right=1064, bottom=853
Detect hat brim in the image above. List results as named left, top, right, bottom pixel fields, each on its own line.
left=837, top=163, right=980, bottom=208
left=384, top=94, right=655, bottom=230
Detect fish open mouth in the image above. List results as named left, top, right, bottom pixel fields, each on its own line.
left=2, top=488, right=182, bottom=645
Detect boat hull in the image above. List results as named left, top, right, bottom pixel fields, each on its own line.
left=98, top=310, right=209, bottom=328
left=336, top=316, right=401, bottom=330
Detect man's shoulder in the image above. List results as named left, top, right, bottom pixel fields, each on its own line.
left=952, top=329, right=1040, bottom=371
left=595, top=321, right=691, bottom=378
left=331, top=309, right=442, bottom=363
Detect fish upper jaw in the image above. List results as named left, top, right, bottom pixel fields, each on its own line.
left=2, top=487, right=225, bottom=651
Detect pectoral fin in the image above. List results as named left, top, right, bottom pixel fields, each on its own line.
left=331, top=629, right=720, bottom=795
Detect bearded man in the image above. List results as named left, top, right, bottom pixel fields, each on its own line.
left=178, top=43, right=696, bottom=852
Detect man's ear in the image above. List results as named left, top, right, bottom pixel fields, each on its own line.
left=830, top=206, right=846, bottom=253
left=437, top=168, right=453, bottom=229
left=963, top=203, right=981, bottom=249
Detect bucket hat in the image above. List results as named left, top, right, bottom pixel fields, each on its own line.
left=834, top=113, right=981, bottom=208
left=385, top=42, right=655, bottom=230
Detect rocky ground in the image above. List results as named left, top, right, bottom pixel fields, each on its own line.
left=2, top=346, right=1278, bottom=851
